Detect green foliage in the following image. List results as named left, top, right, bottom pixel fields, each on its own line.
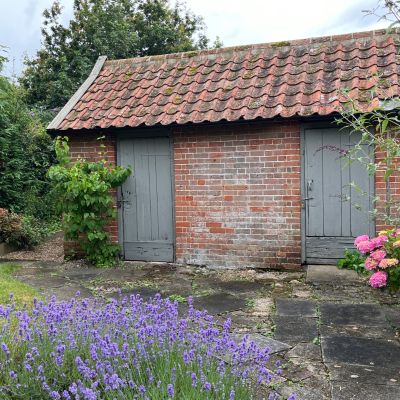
left=337, top=249, right=368, bottom=275
left=0, top=208, right=60, bottom=249
left=48, top=137, right=131, bottom=267
left=21, top=0, right=220, bottom=109
left=0, top=60, right=56, bottom=219
left=336, top=63, right=400, bottom=226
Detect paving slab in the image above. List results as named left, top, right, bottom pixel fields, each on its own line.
left=272, top=315, right=318, bottom=344
left=278, top=384, right=330, bottom=400
left=320, top=322, right=395, bottom=339
left=306, top=265, right=361, bottom=284
left=42, top=284, right=93, bottom=301
left=285, top=342, right=322, bottom=361
left=231, top=333, right=291, bottom=354
left=193, top=293, right=247, bottom=314
left=322, top=336, right=400, bottom=367
left=227, top=311, right=268, bottom=330
left=211, top=280, right=267, bottom=293
left=384, top=307, right=400, bottom=328
left=107, top=287, right=159, bottom=300
left=320, top=303, right=388, bottom=327
left=331, top=381, right=400, bottom=400
left=327, top=363, right=400, bottom=386
left=275, top=298, right=316, bottom=317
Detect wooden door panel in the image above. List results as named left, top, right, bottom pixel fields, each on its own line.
left=304, top=127, right=374, bottom=263
left=120, top=137, right=174, bottom=262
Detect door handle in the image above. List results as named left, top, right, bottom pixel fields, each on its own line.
left=307, top=179, right=313, bottom=192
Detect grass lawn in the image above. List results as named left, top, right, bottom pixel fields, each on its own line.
left=0, top=263, right=39, bottom=306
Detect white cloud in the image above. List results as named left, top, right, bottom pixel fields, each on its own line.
left=185, top=0, right=387, bottom=46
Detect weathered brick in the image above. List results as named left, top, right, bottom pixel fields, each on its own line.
left=173, top=121, right=302, bottom=269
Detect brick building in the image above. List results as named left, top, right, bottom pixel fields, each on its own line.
left=48, top=29, right=400, bottom=270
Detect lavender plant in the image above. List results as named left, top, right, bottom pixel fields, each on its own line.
left=0, top=294, right=289, bottom=399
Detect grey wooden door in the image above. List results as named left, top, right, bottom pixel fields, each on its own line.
left=303, top=127, right=374, bottom=264
left=119, top=137, right=174, bottom=262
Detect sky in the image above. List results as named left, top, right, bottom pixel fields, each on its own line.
left=0, top=0, right=389, bottom=78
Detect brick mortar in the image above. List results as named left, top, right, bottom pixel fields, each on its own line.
left=173, top=121, right=302, bottom=269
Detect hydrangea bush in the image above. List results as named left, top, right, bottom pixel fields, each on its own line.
left=0, top=294, right=293, bottom=399
left=354, top=229, right=400, bottom=292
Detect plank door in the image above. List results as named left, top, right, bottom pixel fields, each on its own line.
left=303, top=127, right=374, bottom=264
left=119, top=137, right=174, bottom=262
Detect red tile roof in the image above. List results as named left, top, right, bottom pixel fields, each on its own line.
left=51, top=29, right=400, bottom=131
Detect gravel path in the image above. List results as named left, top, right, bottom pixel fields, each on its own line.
left=0, top=232, right=64, bottom=262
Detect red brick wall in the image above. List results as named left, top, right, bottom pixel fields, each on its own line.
left=64, top=133, right=118, bottom=255
left=375, top=147, right=400, bottom=233
left=173, top=121, right=302, bottom=270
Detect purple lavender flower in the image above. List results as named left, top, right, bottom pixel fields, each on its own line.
left=1, top=342, right=8, bottom=353
left=167, top=383, right=174, bottom=397
left=0, top=294, right=285, bottom=398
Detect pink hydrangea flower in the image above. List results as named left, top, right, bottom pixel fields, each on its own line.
left=369, top=271, right=387, bottom=288
left=356, top=240, right=375, bottom=254
left=370, top=249, right=387, bottom=261
left=354, top=235, right=369, bottom=246
left=365, top=257, right=378, bottom=271
left=371, top=235, right=388, bottom=247
left=378, top=258, right=398, bottom=269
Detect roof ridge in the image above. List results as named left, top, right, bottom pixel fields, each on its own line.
left=105, top=28, right=400, bottom=66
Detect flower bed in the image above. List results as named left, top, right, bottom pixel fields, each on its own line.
left=0, top=294, right=290, bottom=399
left=355, top=229, right=400, bottom=292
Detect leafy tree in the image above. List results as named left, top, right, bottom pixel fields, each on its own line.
left=20, top=0, right=220, bottom=109
left=0, top=55, right=55, bottom=218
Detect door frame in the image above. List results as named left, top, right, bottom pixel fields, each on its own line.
left=116, top=129, right=176, bottom=261
left=300, top=122, right=375, bottom=264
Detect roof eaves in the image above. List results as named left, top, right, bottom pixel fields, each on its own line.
left=47, top=55, right=107, bottom=131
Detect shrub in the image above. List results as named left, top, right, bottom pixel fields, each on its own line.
left=337, top=249, right=368, bottom=275
left=0, top=208, right=22, bottom=244
left=0, top=62, right=56, bottom=218
left=354, top=230, right=400, bottom=292
left=48, top=137, right=131, bottom=267
left=0, top=295, right=291, bottom=399
left=0, top=208, right=60, bottom=249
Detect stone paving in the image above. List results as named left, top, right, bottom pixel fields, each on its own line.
left=0, top=260, right=399, bottom=399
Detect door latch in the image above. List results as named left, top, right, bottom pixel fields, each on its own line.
left=301, top=197, right=314, bottom=209
left=117, top=199, right=130, bottom=208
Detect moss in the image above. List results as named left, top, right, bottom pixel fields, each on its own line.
left=186, top=51, right=198, bottom=58
left=164, top=87, right=175, bottom=95
left=122, top=72, right=133, bottom=81
left=172, top=95, right=183, bottom=104
left=187, top=66, right=199, bottom=76
left=270, top=41, right=291, bottom=48
left=243, top=71, right=254, bottom=79
left=222, top=84, right=234, bottom=92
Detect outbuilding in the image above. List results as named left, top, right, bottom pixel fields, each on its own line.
left=48, top=29, right=400, bottom=270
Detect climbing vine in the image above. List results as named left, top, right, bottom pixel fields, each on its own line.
left=48, top=136, right=131, bottom=267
